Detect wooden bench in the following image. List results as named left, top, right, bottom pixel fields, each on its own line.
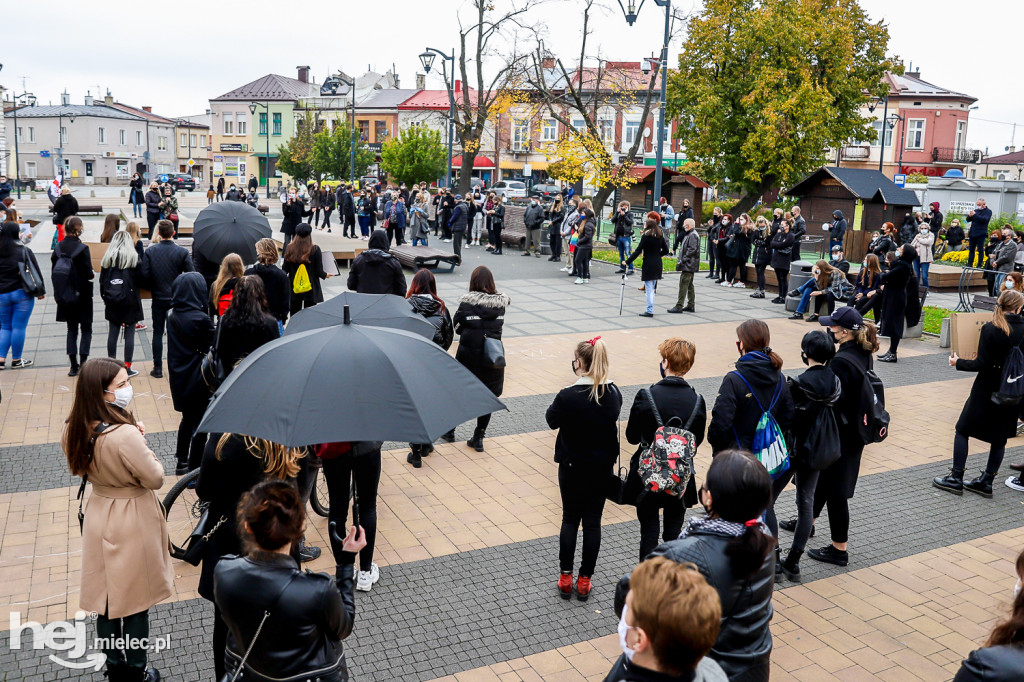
left=500, top=205, right=528, bottom=249
left=390, top=244, right=461, bottom=272
left=257, top=205, right=270, bottom=215
left=971, top=294, right=997, bottom=311
left=50, top=204, right=103, bottom=215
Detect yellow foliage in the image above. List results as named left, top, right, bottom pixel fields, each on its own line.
left=542, top=130, right=637, bottom=191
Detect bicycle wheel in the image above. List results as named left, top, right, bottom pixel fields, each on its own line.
left=310, top=467, right=330, bottom=518
left=162, top=469, right=207, bottom=560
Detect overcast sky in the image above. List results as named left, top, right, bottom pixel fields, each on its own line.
left=4, top=0, right=1020, bottom=156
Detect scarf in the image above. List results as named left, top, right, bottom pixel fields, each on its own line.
left=679, top=515, right=755, bottom=540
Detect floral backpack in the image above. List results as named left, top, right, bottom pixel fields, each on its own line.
left=637, top=389, right=703, bottom=498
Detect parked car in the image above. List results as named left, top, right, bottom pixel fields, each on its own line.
left=165, top=173, right=195, bottom=191
left=530, top=183, right=561, bottom=199
left=492, top=180, right=527, bottom=198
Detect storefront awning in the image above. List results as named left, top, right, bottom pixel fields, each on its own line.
left=452, top=155, right=494, bottom=169
left=250, top=152, right=279, bottom=158
left=498, top=159, right=549, bottom=171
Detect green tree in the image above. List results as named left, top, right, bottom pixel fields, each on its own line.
left=275, top=110, right=318, bottom=184
left=310, top=117, right=376, bottom=183
left=666, top=0, right=901, bottom=213
left=379, top=126, right=448, bottom=186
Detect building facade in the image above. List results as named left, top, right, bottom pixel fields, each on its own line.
left=174, top=117, right=211, bottom=183
left=967, top=149, right=1024, bottom=181
left=108, top=98, right=178, bottom=178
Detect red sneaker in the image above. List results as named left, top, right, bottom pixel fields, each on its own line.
left=558, top=572, right=573, bottom=600
left=576, top=576, right=592, bottom=601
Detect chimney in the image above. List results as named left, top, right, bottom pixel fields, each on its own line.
left=394, top=75, right=400, bottom=88
left=297, top=65, right=311, bottom=84
left=104, top=92, right=113, bottom=106
left=84, top=92, right=93, bottom=106
left=61, top=91, right=70, bottom=106
left=455, top=80, right=462, bottom=95
left=542, top=57, right=555, bottom=69
left=416, top=73, right=425, bottom=90
left=142, top=106, right=152, bottom=113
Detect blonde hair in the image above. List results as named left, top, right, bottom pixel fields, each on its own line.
left=216, top=434, right=305, bottom=480
left=575, top=338, right=610, bottom=403
left=255, top=238, right=279, bottom=265
left=211, top=253, right=245, bottom=305
left=125, top=221, right=141, bottom=244
left=754, top=216, right=768, bottom=229
left=101, top=230, right=139, bottom=270
left=993, top=290, right=1024, bottom=335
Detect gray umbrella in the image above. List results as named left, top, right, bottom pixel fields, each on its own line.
left=285, top=291, right=435, bottom=339
left=198, top=309, right=505, bottom=447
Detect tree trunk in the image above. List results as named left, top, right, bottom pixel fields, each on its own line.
left=593, top=186, right=615, bottom=219
left=731, top=175, right=778, bottom=216
left=458, top=152, right=474, bottom=195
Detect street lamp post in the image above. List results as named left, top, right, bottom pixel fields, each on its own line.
left=336, top=75, right=357, bottom=184
left=887, top=113, right=905, bottom=176
left=10, top=90, right=37, bottom=199
left=620, top=0, right=672, bottom=207
left=249, top=102, right=272, bottom=198
left=419, top=47, right=456, bottom=189
left=868, top=95, right=890, bottom=173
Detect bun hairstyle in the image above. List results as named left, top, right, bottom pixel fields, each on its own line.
left=705, top=450, right=775, bottom=578
left=993, top=290, right=1024, bottom=336
left=238, top=479, right=305, bottom=553
left=735, top=319, right=782, bottom=370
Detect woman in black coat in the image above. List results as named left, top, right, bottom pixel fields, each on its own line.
left=725, top=214, right=753, bottom=287
left=128, top=174, right=144, bottom=218
left=52, top=187, right=79, bottom=238
left=624, top=337, right=706, bottom=563
left=167, top=272, right=215, bottom=473
left=769, top=221, right=795, bottom=304
left=283, top=224, right=329, bottom=315
left=99, top=232, right=144, bottom=373
left=624, top=219, right=669, bottom=317
left=934, top=291, right=1024, bottom=498
left=245, top=239, right=290, bottom=334
left=216, top=275, right=280, bottom=374
left=484, top=193, right=505, bottom=254
left=143, top=184, right=163, bottom=239
left=546, top=337, right=621, bottom=601
left=749, top=216, right=774, bottom=299
left=51, top=217, right=93, bottom=376
left=449, top=266, right=509, bottom=452
left=281, top=188, right=312, bottom=248
left=574, top=209, right=596, bottom=283
left=877, top=244, right=920, bottom=363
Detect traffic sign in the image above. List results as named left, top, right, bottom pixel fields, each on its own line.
left=159, top=174, right=169, bottom=183
left=40, top=150, right=51, bottom=158
left=187, top=159, right=195, bottom=167
left=893, top=173, right=907, bottom=188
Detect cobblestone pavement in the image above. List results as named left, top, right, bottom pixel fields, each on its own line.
left=1, top=193, right=1019, bottom=681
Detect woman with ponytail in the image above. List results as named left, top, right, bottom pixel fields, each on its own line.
left=708, top=320, right=794, bottom=456
left=215, top=479, right=366, bottom=682
left=546, top=336, right=622, bottom=601
left=934, top=290, right=1024, bottom=499
left=615, top=450, right=776, bottom=681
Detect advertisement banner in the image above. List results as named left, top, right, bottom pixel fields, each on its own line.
left=213, top=155, right=224, bottom=175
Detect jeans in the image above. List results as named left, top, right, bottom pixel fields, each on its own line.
left=766, top=462, right=820, bottom=555
left=966, top=235, right=987, bottom=269
left=617, top=237, right=634, bottom=272
left=66, top=320, right=92, bottom=357
left=96, top=609, right=150, bottom=670
left=675, top=272, right=695, bottom=309
left=472, top=214, right=484, bottom=242
left=321, top=450, right=381, bottom=571
left=914, top=261, right=931, bottom=289
left=636, top=491, right=686, bottom=563
left=412, top=237, right=427, bottom=246
left=952, top=432, right=1006, bottom=475
left=131, top=197, right=143, bottom=217
left=150, top=299, right=171, bottom=370
left=829, top=238, right=844, bottom=254
left=176, top=404, right=209, bottom=470
left=644, top=280, right=656, bottom=314
left=0, top=289, right=34, bottom=359
left=994, top=271, right=1008, bottom=295
left=557, top=463, right=607, bottom=576
left=107, top=321, right=135, bottom=364
left=794, top=280, right=816, bottom=314
left=277, top=320, right=284, bottom=337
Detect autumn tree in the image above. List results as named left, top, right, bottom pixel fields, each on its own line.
left=275, top=110, right=318, bottom=184
left=310, top=117, right=376, bottom=183
left=380, top=126, right=449, bottom=186
left=666, top=0, right=900, bottom=214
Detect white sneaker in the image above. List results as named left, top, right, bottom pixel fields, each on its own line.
left=356, top=563, right=380, bottom=592
left=732, top=282, right=746, bottom=288
left=466, top=242, right=471, bottom=248
left=574, top=277, right=584, bottom=285
left=582, top=278, right=590, bottom=284
left=560, top=266, right=569, bottom=272
left=1006, top=475, right=1024, bottom=492
left=719, top=281, right=732, bottom=287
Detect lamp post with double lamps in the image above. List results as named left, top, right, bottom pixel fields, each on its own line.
left=10, top=90, right=37, bottom=199
left=419, top=47, right=456, bottom=189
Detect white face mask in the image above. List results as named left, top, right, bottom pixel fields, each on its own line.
left=1005, top=279, right=1014, bottom=290
left=813, top=268, right=821, bottom=276
left=1015, top=579, right=1021, bottom=599
left=617, top=611, right=637, bottom=662
left=105, top=384, right=133, bottom=410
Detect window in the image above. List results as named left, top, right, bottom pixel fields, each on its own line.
left=272, top=113, right=282, bottom=135
left=200, top=135, right=207, bottom=147
left=408, top=120, right=422, bottom=129
left=60, top=126, right=67, bottom=144
left=136, top=131, right=143, bottom=146
left=906, top=119, right=925, bottom=150
left=512, top=119, right=529, bottom=150
left=358, top=120, right=369, bottom=141
left=870, top=121, right=893, bottom=147
left=16, top=127, right=22, bottom=143
left=98, top=127, right=106, bottom=144
left=542, top=119, right=557, bottom=142
left=624, top=120, right=640, bottom=145
left=27, top=127, right=35, bottom=143
left=190, top=134, right=197, bottom=148
left=119, top=129, right=126, bottom=145
left=375, top=120, right=388, bottom=141
left=157, top=136, right=168, bottom=151
left=116, top=160, right=129, bottom=179
left=259, top=112, right=268, bottom=135
left=955, top=120, right=967, bottom=151
left=180, top=133, right=188, bottom=147
left=25, top=161, right=36, bottom=178
left=598, top=119, right=614, bottom=143
left=236, top=114, right=247, bottom=136
left=223, top=113, right=234, bottom=135
left=572, top=119, right=587, bottom=133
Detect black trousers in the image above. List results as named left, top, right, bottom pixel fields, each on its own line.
left=96, top=609, right=149, bottom=670
left=558, top=463, right=607, bottom=576
left=176, top=403, right=208, bottom=470
left=952, top=431, right=1006, bottom=474
left=387, top=224, right=403, bottom=246
left=213, top=605, right=228, bottom=681
left=774, top=268, right=789, bottom=297
left=322, top=208, right=333, bottom=228
left=966, top=235, right=987, bottom=268
left=66, top=320, right=92, bottom=357
left=146, top=212, right=159, bottom=239
left=322, top=450, right=381, bottom=572
left=491, top=226, right=503, bottom=253
left=766, top=461, right=820, bottom=555
left=150, top=300, right=171, bottom=370
left=576, top=247, right=592, bottom=279
left=343, top=215, right=355, bottom=237
left=453, top=230, right=464, bottom=260
left=636, top=491, right=686, bottom=563
left=707, top=242, right=717, bottom=275
left=550, top=228, right=562, bottom=258
left=107, top=321, right=135, bottom=364
left=715, top=243, right=728, bottom=278
left=755, top=264, right=767, bottom=291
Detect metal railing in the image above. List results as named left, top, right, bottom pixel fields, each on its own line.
left=955, top=265, right=999, bottom=312
left=932, top=147, right=982, bottom=164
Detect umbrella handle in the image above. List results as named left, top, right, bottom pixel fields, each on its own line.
left=351, top=469, right=360, bottom=530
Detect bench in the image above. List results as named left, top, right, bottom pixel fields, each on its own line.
left=971, top=294, right=997, bottom=311
left=50, top=204, right=103, bottom=215
left=500, top=205, right=527, bottom=249
left=390, top=244, right=461, bottom=272
left=257, top=205, right=270, bottom=215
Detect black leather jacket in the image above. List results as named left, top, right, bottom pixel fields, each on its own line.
left=215, top=551, right=356, bottom=682
left=616, top=527, right=774, bottom=682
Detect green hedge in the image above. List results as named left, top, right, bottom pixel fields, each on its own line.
left=591, top=250, right=710, bottom=271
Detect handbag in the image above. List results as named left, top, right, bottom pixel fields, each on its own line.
left=605, top=387, right=632, bottom=505
left=481, top=335, right=506, bottom=369
left=201, top=322, right=228, bottom=392
left=608, top=235, right=617, bottom=246
left=77, top=423, right=110, bottom=534
left=19, top=248, right=46, bottom=297
left=168, top=212, right=178, bottom=222
left=180, top=509, right=227, bottom=566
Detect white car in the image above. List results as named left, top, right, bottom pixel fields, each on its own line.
left=492, top=180, right=527, bottom=198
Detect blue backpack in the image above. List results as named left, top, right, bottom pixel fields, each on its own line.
left=731, top=371, right=790, bottom=478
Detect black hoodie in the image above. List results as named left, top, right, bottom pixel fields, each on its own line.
left=708, top=352, right=794, bottom=454
left=787, top=365, right=841, bottom=465
left=408, top=294, right=454, bottom=350
left=347, top=229, right=407, bottom=295
left=167, top=272, right=216, bottom=410
left=245, top=262, right=291, bottom=322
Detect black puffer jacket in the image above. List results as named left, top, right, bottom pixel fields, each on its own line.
left=347, top=230, right=406, bottom=295
left=953, top=644, right=1024, bottom=682
left=166, top=273, right=215, bottom=410
left=453, top=291, right=510, bottom=396
left=769, top=230, right=794, bottom=271
left=708, top=352, right=794, bottom=455
left=615, top=527, right=774, bottom=681
left=751, top=227, right=773, bottom=266
left=245, top=263, right=291, bottom=322
left=214, top=548, right=356, bottom=682
left=408, top=294, right=454, bottom=350
left=140, top=240, right=194, bottom=303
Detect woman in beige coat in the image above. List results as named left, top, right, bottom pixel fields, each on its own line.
left=62, top=356, right=172, bottom=682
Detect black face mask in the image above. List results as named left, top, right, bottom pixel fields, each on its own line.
left=826, top=330, right=839, bottom=345
left=659, top=363, right=666, bottom=379
left=572, top=359, right=580, bottom=375
left=801, top=352, right=809, bottom=366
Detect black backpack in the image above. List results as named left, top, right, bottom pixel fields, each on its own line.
left=52, top=242, right=86, bottom=306
left=992, top=333, right=1024, bottom=406
left=101, top=267, right=134, bottom=308
left=838, top=357, right=889, bottom=444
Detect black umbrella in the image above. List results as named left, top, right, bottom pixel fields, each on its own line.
left=198, top=308, right=506, bottom=447
left=285, top=291, right=435, bottom=340
left=192, top=202, right=272, bottom=265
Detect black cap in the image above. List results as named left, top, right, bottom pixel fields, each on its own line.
left=819, top=306, right=862, bottom=330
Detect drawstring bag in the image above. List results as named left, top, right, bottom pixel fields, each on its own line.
left=732, top=372, right=790, bottom=478
left=293, top=263, right=312, bottom=294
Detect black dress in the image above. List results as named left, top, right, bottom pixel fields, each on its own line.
left=954, top=316, right=1024, bottom=444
